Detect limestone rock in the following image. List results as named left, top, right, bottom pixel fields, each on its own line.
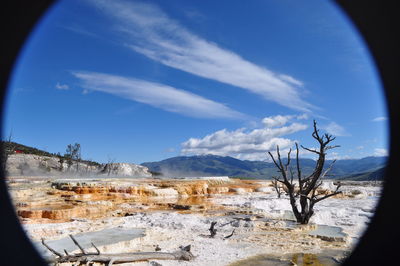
left=308, top=225, right=348, bottom=242
left=149, top=188, right=179, bottom=197
left=229, top=187, right=253, bottom=194
left=207, top=186, right=229, bottom=194
left=101, top=163, right=152, bottom=177
left=6, top=154, right=152, bottom=178
left=255, top=187, right=274, bottom=193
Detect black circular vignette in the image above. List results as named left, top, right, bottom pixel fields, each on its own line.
left=335, top=1, right=400, bottom=264
left=1, top=1, right=54, bottom=265
left=0, top=1, right=399, bottom=265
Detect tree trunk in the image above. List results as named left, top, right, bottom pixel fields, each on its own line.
left=42, top=236, right=193, bottom=265
left=288, top=188, right=302, bottom=222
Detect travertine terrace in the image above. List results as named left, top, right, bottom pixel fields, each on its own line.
left=10, top=177, right=269, bottom=222
left=7, top=176, right=381, bottom=265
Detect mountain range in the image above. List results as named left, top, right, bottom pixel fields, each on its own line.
left=1, top=141, right=387, bottom=180
left=141, top=154, right=387, bottom=180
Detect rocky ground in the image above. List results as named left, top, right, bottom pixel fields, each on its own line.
left=7, top=176, right=381, bottom=265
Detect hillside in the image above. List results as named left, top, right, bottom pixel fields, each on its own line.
left=339, top=167, right=386, bottom=181
left=1, top=141, right=151, bottom=177
left=1, top=141, right=100, bottom=167
left=141, top=154, right=388, bottom=179
left=326, top=156, right=387, bottom=176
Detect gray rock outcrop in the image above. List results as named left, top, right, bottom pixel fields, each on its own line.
left=99, top=163, right=152, bottom=177
left=6, top=154, right=152, bottom=178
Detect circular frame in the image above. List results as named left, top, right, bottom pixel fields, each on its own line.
left=1, top=1, right=399, bottom=265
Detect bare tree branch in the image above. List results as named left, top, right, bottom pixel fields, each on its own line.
left=324, top=134, right=336, bottom=143
left=295, top=143, right=302, bottom=184
left=91, top=242, right=101, bottom=255
left=314, top=182, right=341, bottom=203
left=311, top=120, right=322, bottom=143
left=272, top=176, right=286, bottom=185
left=300, top=145, right=321, bottom=155
left=69, top=234, right=86, bottom=254
left=41, top=238, right=63, bottom=257
left=268, top=151, right=281, bottom=170
left=286, top=148, right=292, bottom=167
left=299, top=193, right=313, bottom=202
left=289, top=166, right=294, bottom=184
left=271, top=179, right=282, bottom=198
left=314, top=191, right=342, bottom=203
left=325, top=145, right=340, bottom=151
left=321, top=159, right=337, bottom=179
left=276, top=146, right=286, bottom=174
left=224, top=229, right=235, bottom=239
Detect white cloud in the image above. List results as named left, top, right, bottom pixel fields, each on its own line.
left=372, top=116, right=388, bottom=122
left=262, top=114, right=308, bottom=128
left=262, top=115, right=292, bottom=128
left=87, top=0, right=314, bottom=112
left=296, top=113, right=309, bottom=120
left=374, top=148, right=388, bottom=157
left=73, top=71, right=244, bottom=119
left=55, top=82, right=69, bottom=90
left=322, top=122, right=349, bottom=137
left=181, top=116, right=308, bottom=161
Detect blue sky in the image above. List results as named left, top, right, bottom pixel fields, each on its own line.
left=3, top=0, right=388, bottom=164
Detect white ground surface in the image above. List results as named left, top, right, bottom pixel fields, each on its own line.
left=22, top=181, right=381, bottom=266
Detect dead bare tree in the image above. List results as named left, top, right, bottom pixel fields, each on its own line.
left=41, top=235, right=193, bottom=265
left=268, top=120, right=342, bottom=224
left=271, top=179, right=282, bottom=198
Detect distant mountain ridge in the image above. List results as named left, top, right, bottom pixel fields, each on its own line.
left=2, top=141, right=387, bottom=180
left=338, top=167, right=386, bottom=181
left=141, top=154, right=388, bottom=180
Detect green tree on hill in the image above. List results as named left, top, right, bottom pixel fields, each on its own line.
left=65, top=143, right=81, bottom=171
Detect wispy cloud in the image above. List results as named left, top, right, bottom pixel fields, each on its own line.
left=278, top=74, right=304, bottom=87
left=55, top=82, right=70, bottom=90
left=61, top=25, right=98, bottom=38
left=321, top=122, right=350, bottom=137
left=86, top=0, right=314, bottom=112
left=182, top=8, right=207, bottom=23
left=13, top=87, right=34, bottom=93
left=72, top=71, right=245, bottom=119
left=372, top=116, right=388, bottom=122
left=181, top=115, right=308, bottom=161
